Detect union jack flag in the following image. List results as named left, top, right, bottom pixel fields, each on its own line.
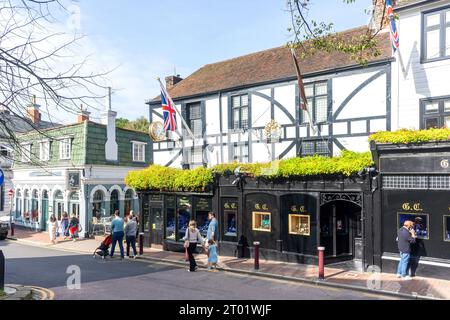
left=386, top=0, right=399, bottom=53
left=160, top=85, right=177, bottom=132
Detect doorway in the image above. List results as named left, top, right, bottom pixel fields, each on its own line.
left=150, top=207, right=163, bottom=246
left=320, top=200, right=361, bottom=261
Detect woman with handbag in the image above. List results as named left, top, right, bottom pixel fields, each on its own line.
left=182, top=220, right=204, bottom=272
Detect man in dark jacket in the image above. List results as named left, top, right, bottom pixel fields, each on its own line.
left=397, top=220, right=416, bottom=280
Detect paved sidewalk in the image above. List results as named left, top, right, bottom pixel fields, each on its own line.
left=7, top=228, right=450, bottom=300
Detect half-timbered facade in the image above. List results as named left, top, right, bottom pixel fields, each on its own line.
left=146, top=27, right=392, bottom=169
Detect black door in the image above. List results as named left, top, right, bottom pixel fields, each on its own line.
left=150, top=207, right=163, bottom=245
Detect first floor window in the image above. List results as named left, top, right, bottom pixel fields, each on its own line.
left=300, top=140, right=330, bottom=157
left=59, top=138, right=71, bottom=160
left=422, top=8, right=450, bottom=61
left=21, top=144, right=32, bottom=162
left=132, top=142, right=146, bottom=162
left=186, top=102, right=203, bottom=137
left=302, top=81, right=329, bottom=124
left=232, top=143, right=249, bottom=163
left=0, top=145, right=12, bottom=158
left=232, top=94, right=249, bottom=130
left=421, top=97, right=450, bottom=129
left=39, top=141, right=50, bottom=161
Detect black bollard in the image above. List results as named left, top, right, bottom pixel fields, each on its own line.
left=139, top=233, right=144, bottom=255
left=0, top=250, right=4, bottom=291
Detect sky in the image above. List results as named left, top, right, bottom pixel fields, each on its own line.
left=43, top=0, right=373, bottom=124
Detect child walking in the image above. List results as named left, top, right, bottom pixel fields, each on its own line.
left=207, top=239, right=218, bottom=271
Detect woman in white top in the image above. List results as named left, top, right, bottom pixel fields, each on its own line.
left=48, top=215, right=58, bottom=245
left=183, top=220, right=204, bottom=272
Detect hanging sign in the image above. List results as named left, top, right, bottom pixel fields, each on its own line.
left=149, top=121, right=166, bottom=142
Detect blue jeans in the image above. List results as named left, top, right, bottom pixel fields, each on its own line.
left=110, top=231, right=124, bottom=258
left=397, top=252, right=410, bottom=277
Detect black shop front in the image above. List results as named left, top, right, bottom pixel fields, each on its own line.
left=138, top=173, right=376, bottom=269
left=371, top=141, right=450, bottom=279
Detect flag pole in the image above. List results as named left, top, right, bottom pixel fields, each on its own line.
left=157, top=78, right=196, bottom=142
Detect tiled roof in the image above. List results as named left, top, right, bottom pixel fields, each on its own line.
left=150, top=26, right=392, bottom=103
left=0, top=111, right=61, bottom=139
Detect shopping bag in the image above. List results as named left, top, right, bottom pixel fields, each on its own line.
left=184, top=247, right=189, bottom=262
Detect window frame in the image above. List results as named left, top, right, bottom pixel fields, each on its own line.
left=301, top=81, right=329, bottom=125
left=21, top=143, right=32, bottom=163
left=132, top=141, right=146, bottom=163
left=300, top=139, right=332, bottom=157
left=186, top=102, right=204, bottom=138
left=421, top=6, right=450, bottom=63
left=232, top=142, right=249, bottom=163
left=420, top=96, right=450, bottom=129
left=39, top=140, right=50, bottom=162
left=231, top=94, right=249, bottom=131
left=59, top=137, right=72, bottom=160
left=288, top=214, right=311, bottom=236
left=252, top=211, right=272, bottom=233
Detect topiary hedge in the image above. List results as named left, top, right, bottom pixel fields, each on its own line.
left=126, top=151, right=373, bottom=191
left=369, top=128, right=450, bottom=144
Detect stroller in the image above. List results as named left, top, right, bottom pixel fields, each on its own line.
left=93, top=234, right=113, bottom=259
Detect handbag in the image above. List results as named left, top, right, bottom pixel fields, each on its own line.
left=184, top=247, right=189, bottom=262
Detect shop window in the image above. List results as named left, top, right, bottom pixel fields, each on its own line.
left=166, top=208, right=176, bottom=240
left=288, top=214, right=310, bottom=236
left=195, top=197, right=212, bottom=238
left=398, top=213, right=429, bottom=240
left=444, top=215, right=450, bottom=242
left=177, top=196, right=192, bottom=241
left=252, top=212, right=271, bottom=232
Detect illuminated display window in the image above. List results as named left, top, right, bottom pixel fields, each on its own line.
left=289, top=214, right=310, bottom=236
left=398, top=213, right=429, bottom=240
left=252, top=212, right=271, bottom=232
left=444, top=215, right=450, bottom=242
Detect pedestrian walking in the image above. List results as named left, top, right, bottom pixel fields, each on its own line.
left=125, top=215, right=138, bottom=258
left=396, top=220, right=417, bottom=280
left=110, top=210, right=125, bottom=259
left=204, top=212, right=219, bottom=257
left=68, top=214, right=80, bottom=242
left=60, top=212, right=69, bottom=240
left=48, top=215, right=58, bottom=245
left=183, top=220, right=204, bottom=272
left=207, top=239, right=218, bottom=271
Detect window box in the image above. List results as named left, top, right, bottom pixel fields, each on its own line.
left=252, top=212, right=271, bottom=232
left=289, top=214, right=310, bottom=236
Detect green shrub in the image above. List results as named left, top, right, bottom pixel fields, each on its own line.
left=369, top=128, right=450, bottom=144
left=126, top=151, right=373, bottom=191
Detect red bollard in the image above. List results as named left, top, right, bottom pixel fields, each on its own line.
left=139, top=233, right=144, bottom=255
left=253, top=241, right=260, bottom=270
left=318, top=246, right=325, bottom=280
left=10, top=222, right=15, bottom=237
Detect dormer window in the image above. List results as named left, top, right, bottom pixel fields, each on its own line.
left=59, top=137, right=72, bottom=160
left=21, top=143, right=32, bottom=163
left=39, top=140, right=50, bottom=162
left=132, top=141, right=146, bottom=162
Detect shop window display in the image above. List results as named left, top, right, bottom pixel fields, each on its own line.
left=224, top=210, right=237, bottom=236
left=252, top=212, right=271, bottom=232
left=177, top=197, right=192, bottom=241
left=444, top=215, right=450, bottom=242
left=195, top=198, right=212, bottom=238
left=166, top=208, right=176, bottom=240
left=289, top=214, right=310, bottom=236
left=398, top=213, right=429, bottom=240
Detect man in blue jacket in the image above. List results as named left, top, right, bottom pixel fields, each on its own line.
left=110, top=210, right=125, bottom=259
left=397, top=220, right=416, bottom=280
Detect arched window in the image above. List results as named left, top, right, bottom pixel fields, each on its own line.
left=110, top=190, right=120, bottom=215
left=124, top=189, right=135, bottom=216
left=15, top=190, right=22, bottom=219
left=24, top=190, right=30, bottom=221
left=92, top=190, right=104, bottom=218
left=41, top=190, right=49, bottom=230
left=53, top=190, right=64, bottom=220
left=69, top=192, right=80, bottom=218
left=31, top=190, right=39, bottom=222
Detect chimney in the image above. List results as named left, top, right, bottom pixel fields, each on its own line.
left=165, top=75, right=183, bottom=90
left=101, top=87, right=118, bottom=162
left=77, top=104, right=91, bottom=123
left=370, top=0, right=400, bottom=32
left=27, top=95, right=41, bottom=124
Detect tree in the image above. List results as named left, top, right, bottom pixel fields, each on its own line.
left=116, top=116, right=149, bottom=133
left=287, top=0, right=397, bottom=64
left=0, top=0, right=110, bottom=155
